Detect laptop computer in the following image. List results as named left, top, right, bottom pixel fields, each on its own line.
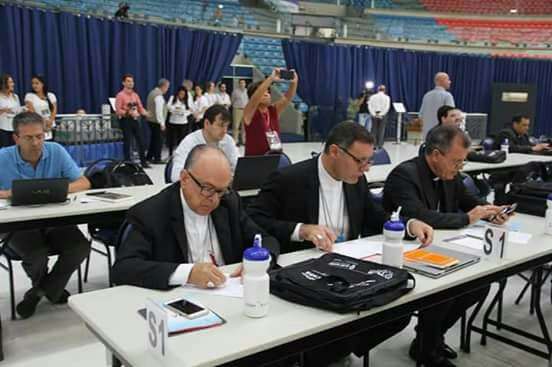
left=11, top=178, right=70, bottom=206
left=232, top=155, right=281, bottom=191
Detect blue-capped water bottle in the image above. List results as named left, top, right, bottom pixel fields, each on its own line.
left=243, top=234, right=270, bottom=318
left=382, top=207, right=405, bottom=268
left=501, top=138, right=509, bottom=157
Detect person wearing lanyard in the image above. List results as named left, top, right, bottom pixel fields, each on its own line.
left=242, top=68, right=298, bottom=156
left=0, top=74, right=23, bottom=147
left=112, top=145, right=280, bottom=290
left=248, top=121, right=433, bottom=367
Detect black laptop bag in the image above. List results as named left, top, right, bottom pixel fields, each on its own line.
left=270, top=253, right=415, bottom=313
left=507, top=181, right=552, bottom=217
left=466, top=150, right=506, bottom=163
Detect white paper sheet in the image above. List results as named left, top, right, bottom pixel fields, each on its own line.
left=182, top=275, right=243, bottom=298
left=508, top=232, right=532, bottom=244
left=332, top=239, right=383, bottom=259
left=332, top=239, right=422, bottom=259
left=462, top=227, right=531, bottom=245
left=445, top=235, right=484, bottom=251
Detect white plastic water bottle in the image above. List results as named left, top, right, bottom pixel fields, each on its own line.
left=501, top=138, right=509, bottom=157
left=382, top=207, right=405, bottom=268
left=545, top=194, right=552, bottom=235
left=243, top=234, right=270, bottom=318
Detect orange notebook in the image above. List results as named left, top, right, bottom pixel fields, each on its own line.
left=404, top=248, right=459, bottom=269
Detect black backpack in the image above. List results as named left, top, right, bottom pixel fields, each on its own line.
left=270, top=253, right=415, bottom=314
left=466, top=150, right=506, bottom=164
left=86, top=159, right=153, bottom=189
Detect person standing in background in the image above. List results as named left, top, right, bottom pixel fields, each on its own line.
left=24, top=75, right=57, bottom=141
left=216, top=82, right=231, bottom=109
left=115, top=73, right=150, bottom=168
left=231, top=79, right=248, bottom=145
left=145, top=78, right=170, bottom=164
left=420, top=72, right=455, bottom=138
left=243, top=68, right=297, bottom=156
left=204, top=81, right=218, bottom=107
left=368, top=85, right=391, bottom=149
left=182, top=79, right=195, bottom=108
left=167, top=86, right=192, bottom=156
left=192, top=84, right=209, bottom=128
left=0, top=74, right=23, bottom=147
left=356, top=90, right=371, bottom=132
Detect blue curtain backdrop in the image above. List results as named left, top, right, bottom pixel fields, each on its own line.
left=282, top=39, right=552, bottom=136
left=0, top=4, right=241, bottom=114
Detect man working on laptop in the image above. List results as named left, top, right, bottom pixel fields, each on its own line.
left=170, top=104, right=239, bottom=182
left=0, top=111, right=91, bottom=318
left=383, top=125, right=511, bottom=367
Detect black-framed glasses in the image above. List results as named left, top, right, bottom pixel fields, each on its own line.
left=188, top=171, right=229, bottom=199
left=338, top=146, right=373, bottom=167
left=434, top=148, right=465, bottom=170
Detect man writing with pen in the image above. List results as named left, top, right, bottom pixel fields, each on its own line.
left=112, top=144, right=280, bottom=290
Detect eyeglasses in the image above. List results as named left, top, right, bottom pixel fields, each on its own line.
left=17, top=133, right=45, bottom=143
left=338, top=146, right=373, bottom=167
left=435, top=149, right=465, bottom=170
left=187, top=171, right=229, bottom=199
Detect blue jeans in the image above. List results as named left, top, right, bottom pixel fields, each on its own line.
left=357, top=113, right=372, bottom=131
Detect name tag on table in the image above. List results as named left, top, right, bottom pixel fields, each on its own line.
left=146, top=298, right=168, bottom=359
left=483, top=224, right=509, bottom=260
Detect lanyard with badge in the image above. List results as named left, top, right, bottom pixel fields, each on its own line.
left=262, top=110, right=282, bottom=152
left=319, top=186, right=346, bottom=243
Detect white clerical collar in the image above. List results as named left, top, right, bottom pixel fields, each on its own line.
left=180, top=188, right=209, bottom=223
left=318, top=155, right=342, bottom=189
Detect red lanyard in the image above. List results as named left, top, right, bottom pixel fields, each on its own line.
left=262, top=110, right=272, bottom=132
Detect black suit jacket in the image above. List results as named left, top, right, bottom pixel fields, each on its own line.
left=247, top=157, right=387, bottom=254
left=495, top=127, right=533, bottom=154
left=383, top=156, right=486, bottom=229
left=112, top=183, right=280, bottom=290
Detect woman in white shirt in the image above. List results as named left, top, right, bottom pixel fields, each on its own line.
left=0, top=74, right=23, bottom=147
left=192, top=84, right=209, bottom=127
left=166, top=86, right=192, bottom=155
left=24, top=75, right=57, bottom=141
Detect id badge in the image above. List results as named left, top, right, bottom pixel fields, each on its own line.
left=265, top=130, right=282, bottom=152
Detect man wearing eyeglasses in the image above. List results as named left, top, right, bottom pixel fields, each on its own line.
left=170, top=104, right=239, bottom=182
left=247, top=121, right=433, bottom=366
left=112, top=144, right=279, bottom=290
left=0, top=111, right=91, bottom=318
left=383, top=125, right=511, bottom=367
left=384, top=125, right=509, bottom=230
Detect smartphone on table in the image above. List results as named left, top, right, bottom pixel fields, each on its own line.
left=164, top=298, right=208, bottom=319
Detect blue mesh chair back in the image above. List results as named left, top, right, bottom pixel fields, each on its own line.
left=372, top=148, right=391, bottom=165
